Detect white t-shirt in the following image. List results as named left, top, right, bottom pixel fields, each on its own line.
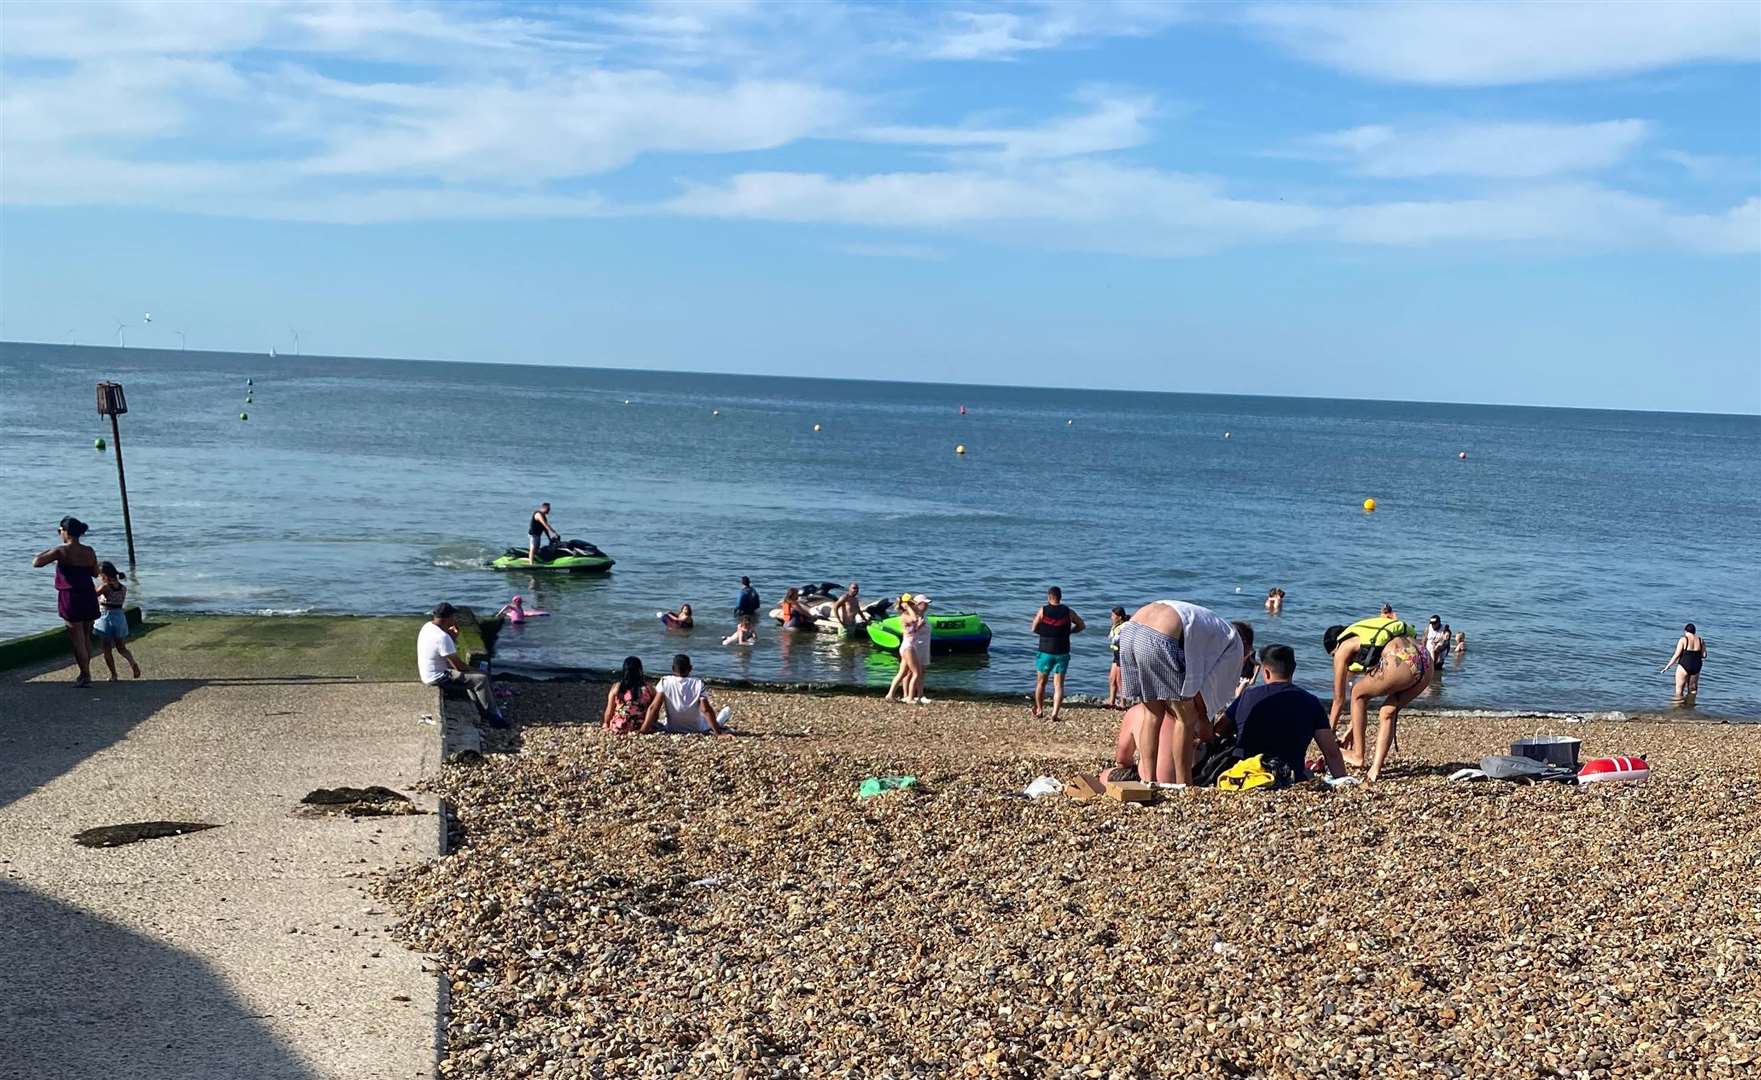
left=656, top=674, right=710, bottom=733
left=417, top=622, right=457, bottom=685
left=1425, top=626, right=1451, bottom=654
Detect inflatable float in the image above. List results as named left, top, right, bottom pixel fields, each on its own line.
left=867, top=612, right=993, bottom=655
left=1577, top=756, right=1649, bottom=785
left=490, top=538, right=614, bottom=574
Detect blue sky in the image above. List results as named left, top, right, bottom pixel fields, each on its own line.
left=1, top=0, right=1757, bottom=412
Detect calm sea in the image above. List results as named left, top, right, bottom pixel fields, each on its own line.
left=2, top=343, right=1757, bottom=717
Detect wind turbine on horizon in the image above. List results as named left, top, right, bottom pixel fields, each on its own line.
left=65, top=329, right=77, bottom=344
left=114, top=320, right=127, bottom=347
left=176, top=329, right=187, bottom=350
left=289, top=327, right=301, bottom=356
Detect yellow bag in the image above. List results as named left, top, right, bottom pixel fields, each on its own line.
left=1216, top=754, right=1277, bottom=792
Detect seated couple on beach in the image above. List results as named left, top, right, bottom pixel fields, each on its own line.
left=1106, top=601, right=1347, bottom=787
left=602, top=654, right=734, bottom=737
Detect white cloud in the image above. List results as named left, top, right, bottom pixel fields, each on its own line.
left=295, top=71, right=851, bottom=184
left=666, top=164, right=1759, bottom=256
left=919, top=1, right=1193, bottom=61
left=859, top=93, right=1156, bottom=161
left=1243, top=1, right=1761, bottom=85
left=1304, top=120, right=1652, bottom=178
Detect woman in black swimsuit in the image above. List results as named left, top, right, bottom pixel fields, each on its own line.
left=1661, top=623, right=1706, bottom=703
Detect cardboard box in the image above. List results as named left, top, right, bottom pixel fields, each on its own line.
left=1104, top=781, right=1154, bottom=804
left=1064, top=774, right=1107, bottom=802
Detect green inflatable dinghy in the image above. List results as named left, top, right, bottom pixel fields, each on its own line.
left=867, top=612, right=992, bottom=654
left=490, top=539, right=614, bottom=574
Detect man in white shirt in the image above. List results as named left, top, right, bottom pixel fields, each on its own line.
left=641, top=654, right=734, bottom=737
left=1424, top=615, right=1453, bottom=667
left=417, top=603, right=506, bottom=727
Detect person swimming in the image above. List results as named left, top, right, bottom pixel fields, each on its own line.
left=659, top=603, right=694, bottom=630
left=495, top=595, right=549, bottom=624
left=721, top=615, right=757, bottom=647
left=1265, top=587, right=1285, bottom=615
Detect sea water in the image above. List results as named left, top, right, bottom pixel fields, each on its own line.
left=2, top=343, right=1757, bottom=717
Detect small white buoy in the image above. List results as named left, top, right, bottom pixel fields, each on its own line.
left=712, top=409, right=720, bottom=416
left=1458, top=451, right=1468, bottom=460
left=1224, top=431, right=1232, bottom=439
left=813, top=423, right=822, bottom=432
left=623, top=399, right=631, bottom=406
left=1067, top=419, right=1073, bottom=426
left=955, top=444, right=966, bottom=455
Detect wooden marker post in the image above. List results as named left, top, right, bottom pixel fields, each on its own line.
left=95, top=381, right=137, bottom=567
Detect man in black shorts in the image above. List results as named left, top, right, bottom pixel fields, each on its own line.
left=528, top=502, right=559, bottom=562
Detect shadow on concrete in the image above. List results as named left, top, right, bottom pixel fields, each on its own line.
left=0, top=881, right=320, bottom=1079
left=0, top=675, right=204, bottom=812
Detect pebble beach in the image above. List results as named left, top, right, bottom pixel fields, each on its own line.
left=383, top=687, right=1761, bottom=1079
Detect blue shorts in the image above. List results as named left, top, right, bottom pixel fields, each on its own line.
left=1035, top=651, right=1070, bottom=675
left=95, top=609, right=129, bottom=641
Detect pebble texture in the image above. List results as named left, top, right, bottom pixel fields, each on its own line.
left=384, top=686, right=1761, bottom=1078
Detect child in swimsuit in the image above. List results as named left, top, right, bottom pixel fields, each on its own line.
left=722, top=615, right=756, bottom=647
left=93, top=561, right=142, bottom=680
left=660, top=604, right=694, bottom=630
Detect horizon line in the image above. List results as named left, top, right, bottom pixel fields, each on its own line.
left=4, top=338, right=1758, bottom=420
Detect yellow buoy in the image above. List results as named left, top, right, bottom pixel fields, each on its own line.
left=955, top=444, right=966, bottom=455
left=813, top=423, right=822, bottom=432
left=1362, top=498, right=1377, bottom=512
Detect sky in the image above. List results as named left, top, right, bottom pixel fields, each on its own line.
left=1, top=0, right=1758, bottom=413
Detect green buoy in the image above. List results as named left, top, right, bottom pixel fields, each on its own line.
left=245, top=395, right=252, bottom=404
left=240, top=412, right=249, bottom=421
left=94, top=437, right=106, bottom=451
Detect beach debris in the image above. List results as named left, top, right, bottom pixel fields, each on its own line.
left=1023, top=775, right=1063, bottom=799
left=299, top=785, right=420, bottom=817
left=856, top=775, right=918, bottom=800
left=1105, top=780, right=1154, bottom=803
left=1447, top=767, right=1486, bottom=782
left=75, top=821, right=219, bottom=848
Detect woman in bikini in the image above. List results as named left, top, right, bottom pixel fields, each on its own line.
left=1661, top=623, right=1706, bottom=703
left=33, top=516, right=101, bottom=687
left=1325, top=614, right=1431, bottom=782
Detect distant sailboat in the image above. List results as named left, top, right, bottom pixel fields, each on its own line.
left=269, top=346, right=277, bottom=358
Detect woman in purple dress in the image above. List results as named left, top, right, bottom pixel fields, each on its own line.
left=32, top=516, right=101, bottom=687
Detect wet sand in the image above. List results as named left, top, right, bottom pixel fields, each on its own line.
left=387, top=685, right=1761, bottom=1078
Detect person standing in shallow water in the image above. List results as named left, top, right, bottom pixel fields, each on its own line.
left=32, top=516, right=100, bottom=687
left=1661, top=623, right=1706, bottom=703
left=1030, top=586, right=1085, bottom=720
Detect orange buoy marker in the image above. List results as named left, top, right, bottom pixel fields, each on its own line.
left=1362, top=497, right=1377, bottom=512
left=955, top=444, right=967, bottom=455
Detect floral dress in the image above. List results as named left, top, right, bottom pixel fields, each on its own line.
left=606, top=685, right=653, bottom=734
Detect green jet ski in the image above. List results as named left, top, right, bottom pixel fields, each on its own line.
left=491, top=538, right=614, bottom=574
left=867, top=612, right=992, bottom=654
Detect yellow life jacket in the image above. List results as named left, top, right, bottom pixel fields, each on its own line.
left=1217, top=754, right=1278, bottom=792
left=1342, top=617, right=1410, bottom=672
